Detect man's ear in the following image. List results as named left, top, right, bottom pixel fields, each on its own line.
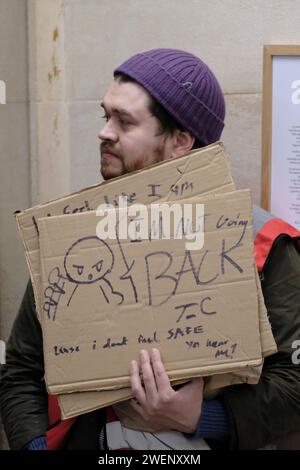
left=170, top=129, right=195, bottom=158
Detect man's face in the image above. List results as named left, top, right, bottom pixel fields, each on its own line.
left=98, top=79, right=173, bottom=180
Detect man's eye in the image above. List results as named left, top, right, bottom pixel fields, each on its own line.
left=118, top=118, right=130, bottom=127
left=101, top=114, right=109, bottom=122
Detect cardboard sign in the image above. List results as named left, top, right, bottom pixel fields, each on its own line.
left=39, top=190, right=263, bottom=394
left=15, top=142, right=276, bottom=418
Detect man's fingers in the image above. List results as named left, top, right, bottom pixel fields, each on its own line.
left=190, top=377, right=204, bottom=390
left=186, top=377, right=204, bottom=386
left=177, top=377, right=204, bottom=404
left=130, top=359, right=146, bottom=405
left=130, top=398, right=145, bottom=417
left=150, top=348, right=172, bottom=393
left=139, top=349, right=158, bottom=399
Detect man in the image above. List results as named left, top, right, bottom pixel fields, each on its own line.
left=1, top=48, right=300, bottom=450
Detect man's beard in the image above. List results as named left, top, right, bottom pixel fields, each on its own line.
left=100, top=143, right=166, bottom=181
left=100, top=143, right=124, bottom=180
left=100, top=158, right=124, bottom=181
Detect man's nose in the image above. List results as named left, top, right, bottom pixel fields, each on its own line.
left=98, top=120, right=118, bottom=142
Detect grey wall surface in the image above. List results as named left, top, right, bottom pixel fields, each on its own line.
left=0, top=0, right=30, bottom=357
left=29, top=0, right=300, bottom=205
left=0, top=0, right=31, bottom=449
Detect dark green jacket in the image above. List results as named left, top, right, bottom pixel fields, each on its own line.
left=223, top=233, right=300, bottom=448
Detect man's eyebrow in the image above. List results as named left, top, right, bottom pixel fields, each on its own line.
left=100, top=102, right=136, bottom=120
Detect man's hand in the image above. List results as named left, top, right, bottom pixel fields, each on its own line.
left=129, top=348, right=204, bottom=433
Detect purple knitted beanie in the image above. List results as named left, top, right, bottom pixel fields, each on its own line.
left=114, top=48, right=225, bottom=146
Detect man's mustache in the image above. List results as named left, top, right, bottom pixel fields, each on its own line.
left=100, top=143, right=121, bottom=159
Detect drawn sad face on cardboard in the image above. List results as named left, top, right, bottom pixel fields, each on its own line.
left=63, top=236, right=124, bottom=307
left=64, top=236, right=114, bottom=285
